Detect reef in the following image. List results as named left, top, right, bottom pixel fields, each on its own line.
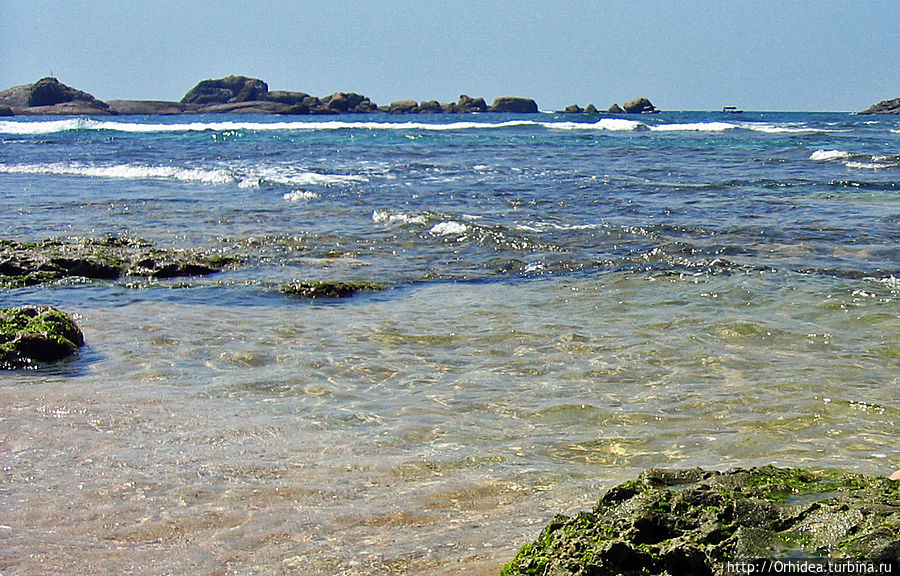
left=280, top=280, right=386, bottom=299
left=1, top=306, right=85, bottom=369
left=501, top=466, right=900, bottom=576
left=0, top=236, right=238, bottom=288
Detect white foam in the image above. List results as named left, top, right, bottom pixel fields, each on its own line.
left=548, top=118, right=644, bottom=131
left=283, top=190, right=321, bottom=201
left=844, top=161, right=887, bottom=170
left=248, top=166, right=367, bottom=187
left=429, top=221, right=468, bottom=236
left=810, top=149, right=852, bottom=161
left=649, top=122, right=737, bottom=132
left=372, top=209, right=427, bottom=225
left=0, top=162, right=233, bottom=183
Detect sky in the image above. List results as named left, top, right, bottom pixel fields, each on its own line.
left=1, top=0, right=897, bottom=112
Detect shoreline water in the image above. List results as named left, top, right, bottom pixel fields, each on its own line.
left=1, top=110, right=897, bottom=574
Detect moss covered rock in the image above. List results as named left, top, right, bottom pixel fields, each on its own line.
left=0, top=236, right=238, bottom=287
left=280, top=280, right=385, bottom=299
left=1, top=306, right=85, bottom=369
left=501, top=466, right=900, bottom=576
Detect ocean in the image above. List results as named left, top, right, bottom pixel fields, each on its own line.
left=1, top=111, right=898, bottom=575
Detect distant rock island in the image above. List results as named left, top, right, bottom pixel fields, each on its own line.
left=859, top=97, right=900, bottom=114
left=0, top=75, right=658, bottom=116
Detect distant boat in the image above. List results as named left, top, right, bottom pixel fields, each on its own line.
left=722, top=106, right=743, bottom=113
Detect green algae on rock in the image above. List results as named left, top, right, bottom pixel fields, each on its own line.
left=0, top=236, right=238, bottom=287
left=501, top=466, right=900, bottom=576
left=1, top=306, right=85, bottom=369
left=280, top=280, right=386, bottom=299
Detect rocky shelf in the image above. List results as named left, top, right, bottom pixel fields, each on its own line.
left=0, top=236, right=238, bottom=288
left=501, top=466, right=900, bottom=576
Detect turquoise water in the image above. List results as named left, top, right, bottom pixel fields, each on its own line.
left=1, top=112, right=898, bottom=574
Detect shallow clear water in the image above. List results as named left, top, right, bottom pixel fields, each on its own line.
left=1, top=112, right=898, bottom=574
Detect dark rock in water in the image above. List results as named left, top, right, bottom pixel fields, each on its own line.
left=444, top=95, right=488, bottom=113
left=386, top=99, right=419, bottom=114
left=106, top=100, right=188, bottom=115
left=859, top=98, right=900, bottom=114
left=562, top=104, right=583, bottom=113
left=584, top=104, right=598, bottom=114
left=608, top=102, right=625, bottom=113
left=623, top=97, right=658, bottom=113
left=489, top=96, right=539, bottom=113
left=0, top=236, right=238, bottom=287
left=281, top=280, right=386, bottom=299
left=416, top=100, right=443, bottom=113
left=27, top=77, right=105, bottom=108
left=1, top=306, right=85, bottom=369
left=501, top=466, right=900, bottom=576
left=181, top=75, right=269, bottom=105
left=320, top=91, right=378, bottom=114
left=0, top=77, right=111, bottom=115
left=0, top=105, right=12, bottom=116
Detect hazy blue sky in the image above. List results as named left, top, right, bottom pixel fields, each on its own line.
left=2, top=0, right=897, bottom=111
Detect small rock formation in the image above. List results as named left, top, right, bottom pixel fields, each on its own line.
left=622, top=97, right=658, bottom=113
left=608, top=103, right=625, bottom=113
left=280, top=280, right=385, bottom=298
left=501, top=466, right=900, bottom=576
left=488, top=96, right=539, bottom=113
left=181, top=75, right=269, bottom=106
left=1, top=306, right=85, bottom=369
left=385, top=99, right=419, bottom=114
left=859, top=98, right=900, bottom=114
left=445, top=95, right=488, bottom=113
left=0, top=236, right=237, bottom=287
left=0, top=77, right=112, bottom=115
left=0, top=106, right=12, bottom=116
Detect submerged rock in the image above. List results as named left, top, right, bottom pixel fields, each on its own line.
left=501, top=466, right=900, bottom=576
left=1, top=306, right=85, bottom=369
left=280, top=280, right=386, bottom=299
left=0, top=236, right=238, bottom=287
left=859, top=98, right=900, bottom=114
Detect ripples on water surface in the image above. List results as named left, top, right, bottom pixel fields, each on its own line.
left=1, top=112, right=898, bottom=574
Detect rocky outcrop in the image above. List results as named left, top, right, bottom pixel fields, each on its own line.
left=489, top=96, right=539, bottom=113
left=1, top=306, right=85, bottom=369
left=501, top=466, right=900, bottom=576
left=623, top=97, right=658, bottom=113
left=445, top=95, right=488, bottom=113
left=281, top=280, right=386, bottom=298
left=0, top=77, right=112, bottom=115
left=181, top=75, right=269, bottom=106
left=859, top=98, right=900, bottom=114
left=0, top=236, right=238, bottom=287
left=0, top=74, right=662, bottom=116
left=608, top=103, right=625, bottom=113
left=385, top=99, right=419, bottom=114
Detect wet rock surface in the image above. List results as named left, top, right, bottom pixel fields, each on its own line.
left=0, top=236, right=238, bottom=287
left=280, top=280, right=386, bottom=299
left=1, top=306, right=85, bottom=369
left=501, top=466, right=900, bottom=576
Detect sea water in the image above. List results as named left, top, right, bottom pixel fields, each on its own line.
left=1, top=111, right=898, bottom=575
